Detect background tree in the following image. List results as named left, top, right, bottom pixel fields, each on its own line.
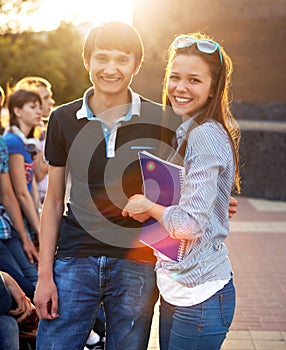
left=0, top=22, right=90, bottom=105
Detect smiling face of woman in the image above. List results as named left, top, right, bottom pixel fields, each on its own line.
left=167, top=54, right=213, bottom=120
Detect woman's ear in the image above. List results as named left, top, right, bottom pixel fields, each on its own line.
left=14, top=107, right=22, bottom=117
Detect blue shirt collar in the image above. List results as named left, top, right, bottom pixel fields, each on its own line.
left=176, top=114, right=198, bottom=142
left=76, top=87, right=141, bottom=121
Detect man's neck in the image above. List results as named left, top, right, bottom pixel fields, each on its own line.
left=88, top=89, right=131, bottom=127
left=89, top=89, right=130, bottom=113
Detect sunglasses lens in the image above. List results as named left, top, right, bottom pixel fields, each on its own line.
left=174, top=36, right=195, bottom=48
left=197, top=41, right=217, bottom=54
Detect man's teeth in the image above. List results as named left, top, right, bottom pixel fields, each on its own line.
left=103, top=77, right=119, bottom=81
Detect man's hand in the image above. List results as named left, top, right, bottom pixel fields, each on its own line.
left=229, top=196, right=238, bottom=219
left=34, top=278, right=59, bottom=320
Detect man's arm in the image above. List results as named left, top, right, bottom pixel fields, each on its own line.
left=34, top=165, right=65, bottom=320
left=228, top=196, right=238, bottom=219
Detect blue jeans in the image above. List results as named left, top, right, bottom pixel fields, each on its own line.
left=0, top=228, right=38, bottom=287
left=159, top=279, right=236, bottom=350
left=0, top=257, right=35, bottom=301
left=0, top=315, right=19, bottom=350
left=37, top=256, right=158, bottom=350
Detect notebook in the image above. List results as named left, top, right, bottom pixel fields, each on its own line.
left=138, top=150, right=187, bottom=262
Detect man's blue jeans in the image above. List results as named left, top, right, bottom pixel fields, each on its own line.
left=36, top=256, right=158, bottom=350
left=159, top=279, right=236, bottom=350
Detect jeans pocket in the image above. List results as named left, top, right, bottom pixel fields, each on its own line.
left=219, top=282, right=236, bottom=328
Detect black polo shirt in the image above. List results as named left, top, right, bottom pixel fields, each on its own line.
left=45, top=94, right=180, bottom=262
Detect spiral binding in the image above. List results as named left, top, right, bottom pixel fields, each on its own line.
left=177, top=239, right=187, bottom=261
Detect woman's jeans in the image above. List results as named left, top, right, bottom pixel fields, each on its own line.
left=0, top=315, right=19, bottom=350
left=0, top=257, right=35, bottom=301
left=0, top=228, right=38, bottom=286
left=159, top=279, right=236, bottom=350
left=37, top=256, right=158, bottom=350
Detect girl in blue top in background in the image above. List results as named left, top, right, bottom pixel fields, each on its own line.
left=123, top=32, right=241, bottom=349
left=4, top=89, right=42, bottom=249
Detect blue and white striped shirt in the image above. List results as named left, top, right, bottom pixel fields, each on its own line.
left=157, top=118, right=235, bottom=288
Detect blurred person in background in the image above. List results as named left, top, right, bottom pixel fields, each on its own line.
left=0, top=85, right=5, bottom=135
left=0, top=135, right=38, bottom=285
left=0, top=270, right=36, bottom=350
left=14, top=76, right=55, bottom=203
left=3, top=89, right=42, bottom=249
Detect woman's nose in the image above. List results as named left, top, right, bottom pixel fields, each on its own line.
left=176, top=80, right=187, bottom=91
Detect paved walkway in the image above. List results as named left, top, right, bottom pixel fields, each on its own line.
left=147, top=196, right=286, bottom=350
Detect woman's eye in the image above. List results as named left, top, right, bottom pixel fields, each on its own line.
left=189, top=78, right=200, bottom=83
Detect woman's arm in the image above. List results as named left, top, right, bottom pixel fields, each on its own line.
left=34, top=151, right=48, bottom=183
left=31, top=174, right=41, bottom=210
left=1, top=271, right=35, bottom=323
left=8, top=153, right=40, bottom=237
left=0, top=172, right=38, bottom=263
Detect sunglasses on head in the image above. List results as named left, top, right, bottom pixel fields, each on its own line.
left=173, top=36, right=223, bottom=64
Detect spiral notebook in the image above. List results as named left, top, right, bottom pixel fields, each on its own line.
left=138, top=150, right=187, bottom=262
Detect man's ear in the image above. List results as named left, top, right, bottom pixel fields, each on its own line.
left=83, top=57, right=90, bottom=71
left=134, top=61, right=143, bottom=76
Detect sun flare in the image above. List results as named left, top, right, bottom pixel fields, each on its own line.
left=15, top=0, right=134, bottom=32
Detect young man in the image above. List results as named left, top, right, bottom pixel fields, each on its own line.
left=34, top=21, right=179, bottom=350
left=14, top=76, right=55, bottom=120
left=34, top=21, right=237, bottom=349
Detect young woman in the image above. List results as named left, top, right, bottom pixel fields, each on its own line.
left=14, top=76, right=55, bottom=203
left=122, top=32, right=240, bottom=349
left=3, top=89, right=42, bottom=250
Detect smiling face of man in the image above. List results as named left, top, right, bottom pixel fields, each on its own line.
left=84, top=48, right=138, bottom=101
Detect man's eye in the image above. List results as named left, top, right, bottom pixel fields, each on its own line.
left=118, top=58, right=129, bottom=64
left=96, top=56, right=107, bottom=63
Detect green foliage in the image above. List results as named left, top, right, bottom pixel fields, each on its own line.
left=0, top=22, right=90, bottom=105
